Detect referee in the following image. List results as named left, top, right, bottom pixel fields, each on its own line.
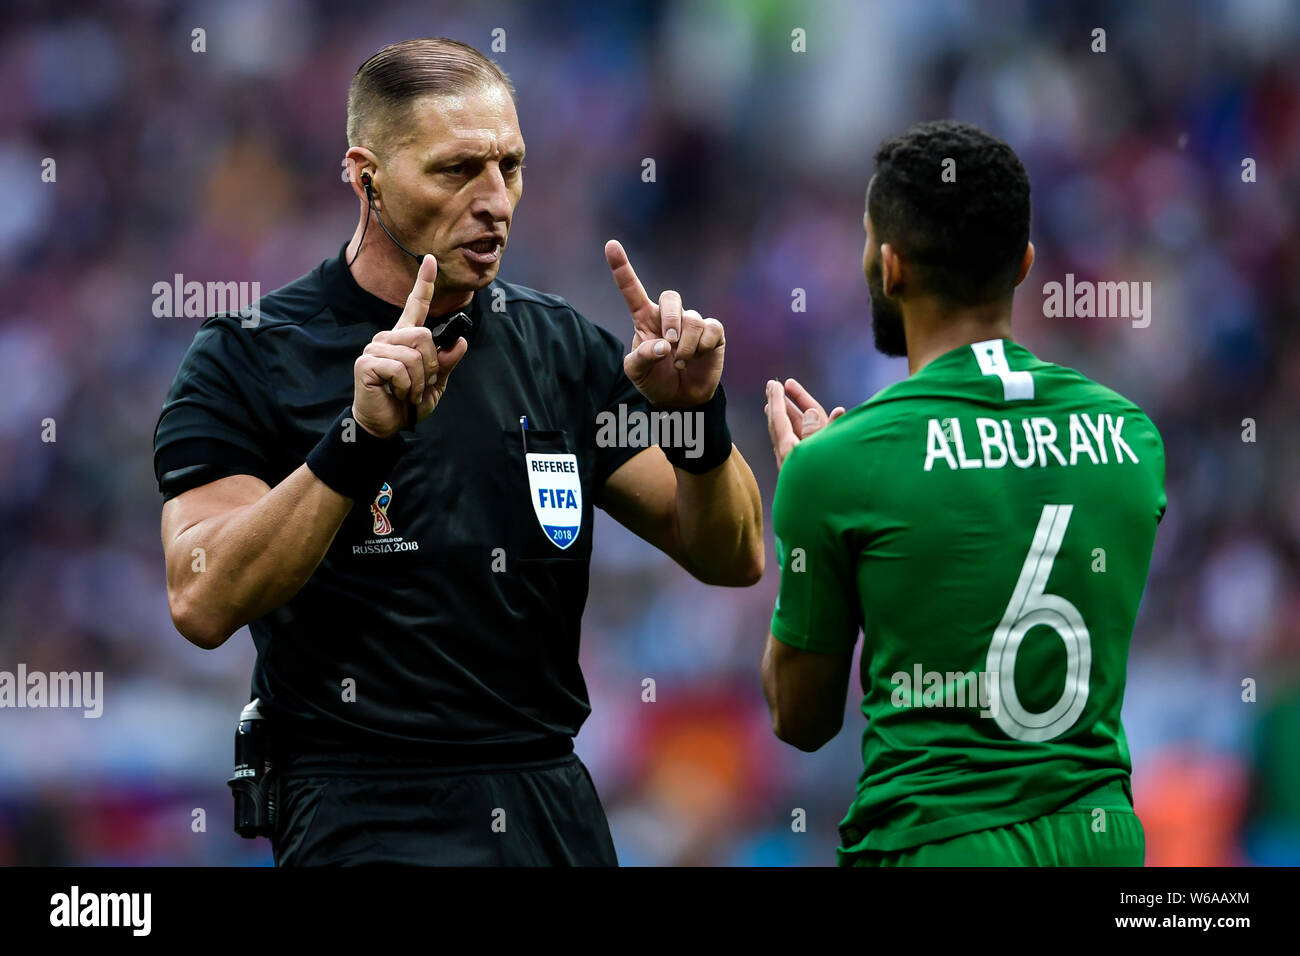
left=154, top=37, right=763, bottom=866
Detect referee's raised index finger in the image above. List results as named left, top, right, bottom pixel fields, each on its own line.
left=394, top=255, right=438, bottom=329
left=604, top=240, right=652, bottom=314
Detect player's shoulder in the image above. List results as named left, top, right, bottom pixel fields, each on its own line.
left=771, top=383, right=912, bottom=484
left=780, top=400, right=876, bottom=479
left=812, top=377, right=922, bottom=445
left=1030, top=350, right=1162, bottom=435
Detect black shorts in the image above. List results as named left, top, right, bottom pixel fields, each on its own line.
left=271, top=750, right=619, bottom=866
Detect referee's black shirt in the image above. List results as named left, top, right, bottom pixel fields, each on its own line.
left=153, top=245, right=651, bottom=761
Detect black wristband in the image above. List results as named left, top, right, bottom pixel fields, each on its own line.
left=653, top=383, right=733, bottom=474
left=305, top=405, right=408, bottom=501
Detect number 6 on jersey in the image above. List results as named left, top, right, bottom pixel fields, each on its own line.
left=985, top=504, right=1091, bottom=742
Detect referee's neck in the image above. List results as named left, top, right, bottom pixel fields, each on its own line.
left=348, top=243, right=476, bottom=317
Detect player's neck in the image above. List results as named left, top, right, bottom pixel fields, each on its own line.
left=346, top=226, right=474, bottom=318
left=903, top=298, right=1014, bottom=376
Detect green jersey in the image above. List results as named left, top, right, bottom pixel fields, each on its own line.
left=770, top=338, right=1166, bottom=857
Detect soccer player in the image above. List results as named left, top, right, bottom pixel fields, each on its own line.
left=154, top=38, right=763, bottom=865
left=761, top=120, right=1166, bottom=866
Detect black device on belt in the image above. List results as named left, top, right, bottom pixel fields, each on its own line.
left=228, top=697, right=278, bottom=838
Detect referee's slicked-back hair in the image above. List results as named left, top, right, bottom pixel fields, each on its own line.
left=868, top=120, right=1031, bottom=306
left=347, top=37, right=516, bottom=154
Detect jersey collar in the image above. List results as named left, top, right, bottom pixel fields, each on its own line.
left=325, top=242, right=489, bottom=345
left=913, top=337, right=1034, bottom=378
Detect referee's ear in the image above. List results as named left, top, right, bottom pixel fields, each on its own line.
left=344, top=147, right=379, bottom=202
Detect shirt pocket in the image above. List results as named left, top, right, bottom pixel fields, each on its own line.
left=500, top=427, right=592, bottom=563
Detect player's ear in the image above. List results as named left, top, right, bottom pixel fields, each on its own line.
left=1014, top=242, right=1035, bottom=287
left=880, top=243, right=903, bottom=297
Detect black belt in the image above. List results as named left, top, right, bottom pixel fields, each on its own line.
left=272, top=733, right=575, bottom=776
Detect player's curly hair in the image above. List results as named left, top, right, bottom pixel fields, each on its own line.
left=868, top=120, right=1031, bottom=306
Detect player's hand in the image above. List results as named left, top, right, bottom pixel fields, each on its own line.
left=605, top=239, right=724, bottom=408
left=352, top=254, right=468, bottom=439
left=764, top=378, right=846, bottom=471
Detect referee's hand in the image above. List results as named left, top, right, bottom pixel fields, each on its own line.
left=605, top=239, right=725, bottom=409
left=353, top=254, right=468, bottom=439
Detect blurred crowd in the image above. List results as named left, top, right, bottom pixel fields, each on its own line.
left=0, top=0, right=1296, bottom=865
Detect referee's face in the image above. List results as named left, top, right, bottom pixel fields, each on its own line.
left=385, top=84, right=524, bottom=293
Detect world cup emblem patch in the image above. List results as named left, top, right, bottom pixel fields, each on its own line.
left=371, top=482, right=394, bottom=536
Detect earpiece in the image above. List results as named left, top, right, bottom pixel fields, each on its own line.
left=350, top=166, right=425, bottom=266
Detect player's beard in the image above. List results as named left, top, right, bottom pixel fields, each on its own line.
left=867, top=255, right=908, bottom=358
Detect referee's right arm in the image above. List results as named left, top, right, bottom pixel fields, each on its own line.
left=162, top=255, right=463, bottom=649
left=162, top=468, right=351, bottom=650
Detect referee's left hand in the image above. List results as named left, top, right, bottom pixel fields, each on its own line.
left=605, top=240, right=724, bottom=409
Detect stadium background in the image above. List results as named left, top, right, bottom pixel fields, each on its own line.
left=0, top=0, right=1297, bottom=866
